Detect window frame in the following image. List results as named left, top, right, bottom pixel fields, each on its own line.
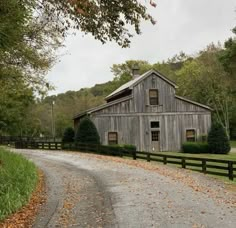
left=108, top=132, right=118, bottom=145
left=150, top=121, right=160, bottom=129
left=149, top=89, right=159, bottom=106
left=186, top=129, right=196, bottom=142
left=151, top=131, right=159, bottom=142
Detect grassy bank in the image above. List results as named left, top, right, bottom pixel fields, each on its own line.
left=0, top=147, right=38, bottom=221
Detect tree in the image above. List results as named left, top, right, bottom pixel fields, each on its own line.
left=219, top=27, right=236, bottom=78
left=34, top=0, right=157, bottom=48
left=0, top=0, right=61, bottom=93
left=0, top=0, right=62, bottom=135
left=176, top=44, right=234, bottom=137
left=208, top=123, right=231, bottom=154
left=62, top=127, right=75, bottom=143
left=0, top=75, right=34, bottom=135
left=75, top=117, right=100, bottom=144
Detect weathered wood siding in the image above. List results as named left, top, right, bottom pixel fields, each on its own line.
left=92, top=116, right=140, bottom=147
left=133, top=73, right=176, bottom=112
left=91, top=113, right=211, bottom=152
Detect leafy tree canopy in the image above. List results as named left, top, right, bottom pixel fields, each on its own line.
left=219, top=27, right=236, bottom=78
left=35, top=0, right=157, bottom=47
left=0, top=0, right=62, bottom=134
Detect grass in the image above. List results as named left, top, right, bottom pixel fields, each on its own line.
left=144, top=151, right=236, bottom=184
left=158, top=151, right=236, bottom=161
left=231, top=141, right=236, bottom=148
left=0, top=147, right=38, bottom=221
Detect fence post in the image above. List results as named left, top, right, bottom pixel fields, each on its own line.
left=147, top=153, right=150, bottom=162
left=119, top=148, right=123, bottom=157
left=228, top=161, right=234, bottom=181
left=202, top=160, right=207, bottom=174
left=163, top=156, right=167, bottom=165
left=49, top=142, right=51, bottom=150
left=55, top=142, right=58, bottom=150
left=132, top=151, right=136, bottom=160
left=181, top=157, right=186, bottom=168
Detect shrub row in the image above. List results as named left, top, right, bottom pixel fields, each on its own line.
left=62, top=143, right=136, bottom=156
left=182, top=142, right=210, bottom=154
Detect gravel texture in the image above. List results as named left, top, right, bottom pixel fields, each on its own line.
left=13, top=149, right=236, bottom=228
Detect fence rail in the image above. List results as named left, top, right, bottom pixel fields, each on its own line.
left=0, top=136, right=61, bottom=144
left=11, top=141, right=236, bottom=181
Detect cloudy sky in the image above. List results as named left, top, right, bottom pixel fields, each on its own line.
left=47, top=0, right=236, bottom=95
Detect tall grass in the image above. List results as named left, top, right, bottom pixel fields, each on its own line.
left=0, top=147, right=38, bottom=221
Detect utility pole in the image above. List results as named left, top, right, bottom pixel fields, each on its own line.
left=51, top=101, right=55, bottom=141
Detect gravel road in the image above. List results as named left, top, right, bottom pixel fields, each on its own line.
left=14, top=149, right=236, bottom=228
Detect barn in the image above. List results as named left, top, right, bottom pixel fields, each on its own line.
left=73, top=69, right=212, bottom=152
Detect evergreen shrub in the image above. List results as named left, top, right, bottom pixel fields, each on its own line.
left=75, top=117, right=100, bottom=144
left=207, top=123, right=230, bottom=154
left=62, top=127, right=75, bottom=143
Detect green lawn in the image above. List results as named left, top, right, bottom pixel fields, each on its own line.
left=0, top=147, right=38, bottom=221
left=158, top=151, right=236, bottom=161
left=144, top=151, right=236, bottom=184
left=231, top=141, right=236, bottom=148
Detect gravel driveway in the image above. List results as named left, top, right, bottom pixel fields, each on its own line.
left=14, top=149, right=236, bottom=228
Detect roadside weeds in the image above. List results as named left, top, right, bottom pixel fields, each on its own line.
left=0, top=170, right=46, bottom=228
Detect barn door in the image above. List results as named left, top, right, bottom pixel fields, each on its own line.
left=151, top=131, right=160, bottom=152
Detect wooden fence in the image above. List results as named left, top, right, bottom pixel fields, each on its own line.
left=12, top=141, right=236, bottom=181
left=15, top=141, right=63, bottom=150
left=0, top=136, right=61, bottom=145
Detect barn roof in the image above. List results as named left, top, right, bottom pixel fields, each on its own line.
left=73, top=95, right=132, bottom=119
left=105, top=70, right=177, bottom=101
left=175, top=95, right=213, bottom=111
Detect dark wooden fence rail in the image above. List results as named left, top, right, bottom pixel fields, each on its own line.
left=15, top=141, right=63, bottom=150
left=0, top=136, right=61, bottom=144
left=12, top=141, right=236, bottom=181
left=134, top=151, right=236, bottom=181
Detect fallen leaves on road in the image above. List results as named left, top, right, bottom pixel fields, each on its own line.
left=66, top=151, right=236, bottom=207
left=57, top=177, right=80, bottom=227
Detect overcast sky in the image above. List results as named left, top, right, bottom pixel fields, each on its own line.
left=47, top=0, right=236, bottom=95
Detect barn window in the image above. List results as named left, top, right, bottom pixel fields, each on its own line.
left=151, top=121, right=160, bottom=128
left=149, top=89, right=159, bottom=105
left=186, top=129, right=196, bottom=142
left=108, top=132, right=118, bottom=145
left=151, top=131, right=159, bottom=141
